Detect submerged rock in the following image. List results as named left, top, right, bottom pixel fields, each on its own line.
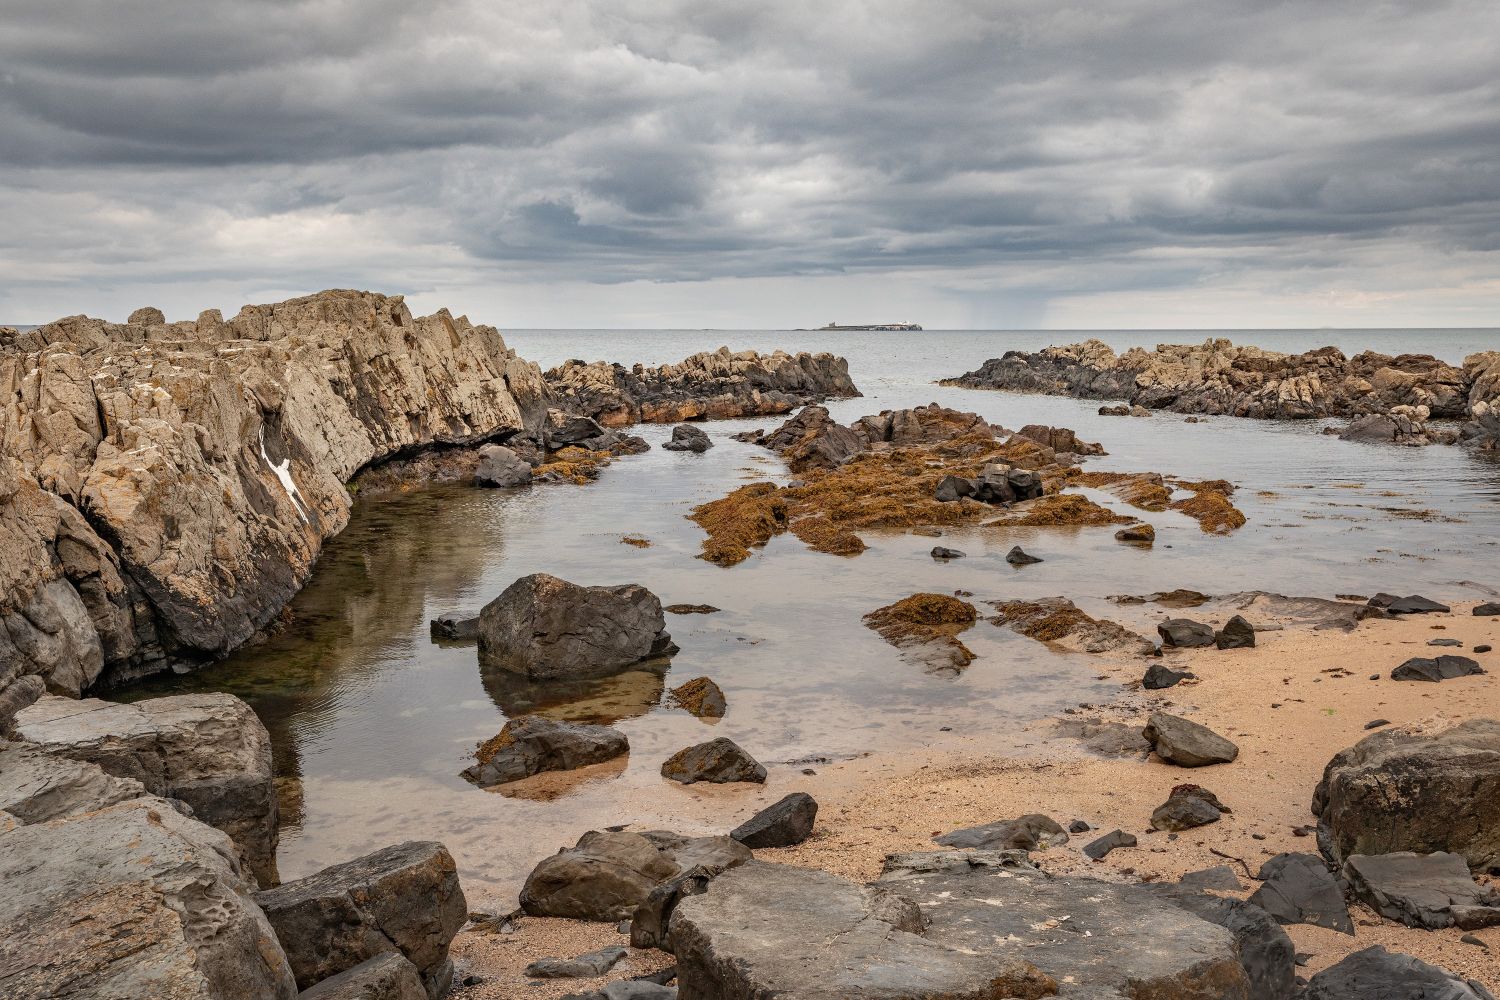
left=990, top=597, right=1154, bottom=655
left=1143, top=712, right=1240, bottom=767
left=428, top=614, right=479, bottom=641
left=256, top=841, right=466, bottom=999
left=473, top=443, right=533, bottom=487
left=731, top=792, right=819, bottom=848
left=462, top=716, right=629, bottom=788
left=477, top=573, right=675, bottom=681
left=1314, top=720, right=1500, bottom=871
left=661, top=738, right=766, bottom=784
left=669, top=677, right=728, bottom=719
left=1004, top=545, right=1043, bottom=565
left=864, top=593, right=978, bottom=673
left=15, top=692, right=279, bottom=885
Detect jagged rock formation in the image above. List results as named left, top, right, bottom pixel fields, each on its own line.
left=1467, top=351, right=1500, bottom=447
left=1, top=291, right=550, bottom=724
left=544, top=347, right=859, bottom=426
left=943, top=338, right=1484, bottom=434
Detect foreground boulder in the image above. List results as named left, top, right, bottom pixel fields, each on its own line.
left=661, top=737, right=766, bottom=784
left=521, top=829, right=750, bottom=921
left=0, top=796, right=297, bottom=999
left=1157, top=618, right=1216, bottom=648
left=1343, top=852, right=1500, bottom=929
left=1143, top=712, right=1240, bottom=767
left=0, top=739, right=147, bottom=823
left=1313, top=720, right=1500, bottom=871
left=461, top=716, right=629, bottom=787
left=731, top=792, right=818, bottom=848
left=254, top=841, right=467, bottom=999
left=477, top=573, right=675, bottom=680
left=668, top=857, right=1261, bottom=998
left=298, top=952, right=427, bottom=1000
left=1146, top=880, right=1297, bottom=1000
left=1247, top=852, right=1354, bottom=934
left=15, top=692, right=278, bottom=884
left=1303, top=946, right=1496, bottom=1000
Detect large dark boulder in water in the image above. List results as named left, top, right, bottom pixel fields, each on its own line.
left=661, top=423, right=713, bottom=452
left=461, top=716, right=629, bottom=787
left=477, top=573, right=675, bottom=681
left=1303, top=946, right=1496, bottom=1000
left=667, top=856, right=1260, bottom=998
left=1313, top=720, right=1500, bottom=871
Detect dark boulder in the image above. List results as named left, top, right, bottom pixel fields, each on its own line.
left=1246, top=852, right=1353, bottom=935
left=461, top=716, right=628, bottom=787
left=661, top=738, right=766, bottom=784
left=1083, top=829, right=1136, bottom=860
left=930, top=545, right=966, bottom=560
left=1215, top=614, right=1256, bottom=649
left=731, top=793, right=818, bottom=848
left=1314, top=720, right=1500, bottom=871
left=1143, top=663, right=1193, bottom=689
left=1368, top=592, right=1451, bottom=614
left=933, top=475, right=975, bottom=502
left=1143, top=712, right=1240, bottom=766
left=1157, top=618, right=1217, bottom=648
left=255, top=841, right=468, bottom=1000
left=1303, top=946, right=1496, bottom=1000
left=1005, top=545, right=1043, bottom=566
left=428, top=614, right=478, bottom=641
left=1150, top=786, right=1226, bottom=831
left=477, top=573, right=675, bottom=681
left=934, top=813, right=1069, bottom=852
left=1391, top=654, right=1484, bottom=682
left=661, top=424, right=713, bottom=452
left=1343, top=852, right=1500, bottom=930
left=1474, top=602, right=1500, bottom=616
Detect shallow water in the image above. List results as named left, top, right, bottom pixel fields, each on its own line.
left=123, top=328, right=1500, bottom=902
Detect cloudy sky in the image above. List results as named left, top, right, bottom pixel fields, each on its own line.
left=3, top=0, right=1498, bottom=328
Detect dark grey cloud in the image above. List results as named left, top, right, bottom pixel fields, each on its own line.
left=1, top=0, right=1498, bottom=324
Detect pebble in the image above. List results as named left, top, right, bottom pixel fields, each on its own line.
left=1364, top=719, right=1391, bottom=730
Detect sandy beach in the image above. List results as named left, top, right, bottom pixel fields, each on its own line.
left=452, top=598, right=1499, bottom=996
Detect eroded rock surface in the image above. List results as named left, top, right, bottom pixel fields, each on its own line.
left=462, top=716, right=629, bottom=788
left=0, top=738, right=147, bottom=824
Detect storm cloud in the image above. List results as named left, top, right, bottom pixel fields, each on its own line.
left=2, top=0, right=1498, bottom=326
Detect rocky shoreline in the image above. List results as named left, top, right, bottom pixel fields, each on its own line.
left=943, top=337, right=1500, bottom=446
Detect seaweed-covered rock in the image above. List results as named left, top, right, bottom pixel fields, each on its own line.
left=477, top=573, right=675, bottom=680
left=669, top=677, right=727, bottom=719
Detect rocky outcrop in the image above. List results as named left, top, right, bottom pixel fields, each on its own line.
left=1, top=290, right=549, bottom=714
left=254, top=841, right=467, bottom=1000
left=1313, top=720, right=1500, bottom=871
left=0, top=795, right=298, bottom=999
left=476, top=573, right=676, bottom=681
left=15, top=692, right=278, bottom=885
left=944, top=338, right=1472, bottom=425
left=1464, top=351, right=1500, bottom=447
left=668, top=857, right=1264, bottom=999
left=544, top=347, right=859, bottom=427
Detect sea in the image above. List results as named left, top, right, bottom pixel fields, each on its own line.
left=117, top=327, right=1500, bottom=901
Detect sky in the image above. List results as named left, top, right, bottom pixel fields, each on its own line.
left=2, top=0, right=1498, bottom=329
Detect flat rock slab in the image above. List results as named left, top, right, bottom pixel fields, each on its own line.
left=0, top=796, right=297, bottom=1000
left=1247, top=852, right=1354, bottom=934
left=661, top=738, right=765, bottom=784
left=669, top=858, right=1254, bottom=999
left=462, top=716, right=628, bottom=787
left=1391, top=654, right=1484, bottom=681
left=1344, top=852, right=1500, bottom=929
left=1144, top=712, right=1240, bottom=766
left=255, top=841, right=467, bottom=1000
left=525, top=946, right=628, bottom=978
left=933, top=813, right=1068, bottom=851
left=15, top=692, right=278, bottom=884
left=1303, top=946, right=1496, bottom=1000
left=0, top=739, right=147, bottom=824
left=1313, top=719, right=1500, bottom=871
left=477, top=573, right=675, bottom=681
left=523, top=829, right=750, bottom=921
left=731, top=792, right=818, bottom=848
left=1369, top=593, right=1451, bottom=614
left=299, top=952, right=428, bottom=1000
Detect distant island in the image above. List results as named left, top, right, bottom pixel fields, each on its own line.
left=818, top=320, right=923, bottom=331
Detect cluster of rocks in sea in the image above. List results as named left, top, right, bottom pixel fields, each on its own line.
left=943, top=336, right=1500, bottom=447
left=0, top=290, right=858, bottom=736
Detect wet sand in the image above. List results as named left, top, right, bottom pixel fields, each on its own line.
left=450, top=599, right=1499, bottom=995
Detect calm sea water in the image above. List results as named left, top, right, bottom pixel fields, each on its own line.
left=123, top=328, right=1500, bottom=901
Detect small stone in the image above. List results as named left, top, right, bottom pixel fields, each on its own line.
left=664, top=604, right=721, bottom=615
left=930, top=546, right=966, bottom=559
left=1083, top=829, right=1136, bottom=860
left=1475, top=644, right=1493, bottom=654
left=1472, top=602, right=1500, bottom=616
left=1068, top=819, right=1091, bottom=833
left=1142, top=663, right=1192, bottom=690
left=1364, top=719, right=1391, bottom=730
left=1428, top=637, right=1464, bottom=647
left=1005, top=545, right=1043, bottom=565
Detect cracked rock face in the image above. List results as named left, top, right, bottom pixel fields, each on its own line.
left=1, top=291, right=549, bottom=711
left=667, top=858, right=1255, bottom=1000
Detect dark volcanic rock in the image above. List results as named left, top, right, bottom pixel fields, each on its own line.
left=930, top=545, right=966, bottom=559
left=1368, top=592, right=1451, bottom=614
left=1143, top=712, right=1240, bottom=767
left=1148, top=882, right=1297, bottom=1000
left=1314, top=720, right=1500, bottom=871
left=1247, top=852, right=1354, bottom=935
left=1143, top=663, right=1193, bottom=689
left=1343, top=852, right=1500, bottom=929
left=477, top=573, right=675, bottom=681
left=661, top=424, right=713, bottom=452
left=1391, top=654, right=1484, bottom=682
left=1303, top=946, right=1496, bottom=1000
left=1215, top=614, right=1256, bottom=649
left=523, top=829, right=750, bottom=922
left=525, top=946, right=628, bottom=978
left=668, top=858, right=1256, bottom=999
left=1151, top=787, right=1226, bottom=831
left=461, top=716, right=629, bottom=787
left=1474, top=602, right=1500, bottom=616
left=299, top=952, right=427, bottom=1000
left=1157, top=618, right=1217, bottom=648
left=255, top=841, right=467, bottom=1000
left=661, top=738, right=766, bottom=784
left=1083, top=829, right=1137, bottom=860
left=934, top=813, right=1069, bottom=852
left=731, top=792, right=818, bottom=848
left=1005, top=545, right=1043, bottom=565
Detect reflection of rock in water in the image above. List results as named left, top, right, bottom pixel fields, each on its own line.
left=484, top=755, right=631, bottom=801
left=481, top=665, right=667, bottom=725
